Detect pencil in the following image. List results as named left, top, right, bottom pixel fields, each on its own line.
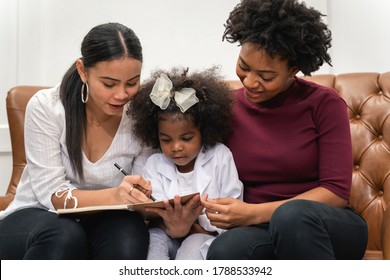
left=114, top=163, right=156, bottom=201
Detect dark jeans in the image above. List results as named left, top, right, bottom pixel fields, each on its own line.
left=0, top=208, right=149, bottom=260
left=207, top=200, right=368, bottom=260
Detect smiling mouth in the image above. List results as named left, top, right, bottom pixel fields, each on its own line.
left=245, top=89, right=264, bottom=96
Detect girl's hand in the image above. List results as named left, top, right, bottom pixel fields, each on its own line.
left=202, top=197, right=261, bottom=229
left=146, top=194, right=203, bottom=238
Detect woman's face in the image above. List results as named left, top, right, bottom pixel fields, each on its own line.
left=236, top=42, right=299, bottom=104
left=77, top=57, right=142, bottom=117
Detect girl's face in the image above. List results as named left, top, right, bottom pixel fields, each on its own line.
left=77, top=57, right=142, bottom=118
left=158, top=113, right=202, bottom=173
left=236, top=42, right=299, bottom=104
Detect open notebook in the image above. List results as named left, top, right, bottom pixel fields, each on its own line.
left=56, top=192, right=199, bottom=220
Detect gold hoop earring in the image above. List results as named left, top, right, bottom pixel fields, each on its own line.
left=81, top=83, right=89, bottom=103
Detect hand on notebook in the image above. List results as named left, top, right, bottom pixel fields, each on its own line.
left=145, top=193, right=203, bottom=238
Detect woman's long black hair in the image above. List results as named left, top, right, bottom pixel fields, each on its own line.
left=60, top=22, right=142, bottom=182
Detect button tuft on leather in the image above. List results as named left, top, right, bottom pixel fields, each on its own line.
left=354, top=165, right=360, bottom=170
left=378, top=135, right=384, bottom=140
left=378, top=191, right=384, bottom=196
left=355, top=115, right=361, bottom=120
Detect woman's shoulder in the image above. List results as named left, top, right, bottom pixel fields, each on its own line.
left=27, top=84, right=62, bottom=111
left=296, top=77, right=342, bottom=101
left=23, top=84, right=65, bottom=134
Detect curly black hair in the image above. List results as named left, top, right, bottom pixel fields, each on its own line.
left=223, top=0, right=332, bottom=75
left=129, top=66, right=233, bottom=150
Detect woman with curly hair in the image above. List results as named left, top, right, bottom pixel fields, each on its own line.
left=129, top=67, right=243, bottom=259
left=202, top=0, right=368, bottom=259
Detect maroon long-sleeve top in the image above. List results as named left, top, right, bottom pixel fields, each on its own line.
left=226, top=77, right=352, bottom=203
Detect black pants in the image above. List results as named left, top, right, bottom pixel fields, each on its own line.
left=0, top=208, right=149, bottom=260
left=207, top=200, right=368, bottom=260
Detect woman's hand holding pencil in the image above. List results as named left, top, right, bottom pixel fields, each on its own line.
left=114, top=163, right=156, bottom=201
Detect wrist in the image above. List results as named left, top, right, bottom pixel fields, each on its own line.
left=164, top=224, right=191, bottom=238
left=249, top=203, right=266, bottom=225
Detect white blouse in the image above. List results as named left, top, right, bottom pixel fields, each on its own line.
left=0, top=84, right=153, bottom=220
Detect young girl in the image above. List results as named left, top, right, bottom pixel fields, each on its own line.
left=129, top=67, right=243, bottom=259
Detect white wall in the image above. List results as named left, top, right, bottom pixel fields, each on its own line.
left=328, top=0, right=390, bottom=74
left=1, top=0, right=389, bottom=196
left=0, top=0, right=18, bottom=196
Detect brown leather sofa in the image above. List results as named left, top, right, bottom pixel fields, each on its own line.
left=1, top=72, right=390, bottom=259
left=0, top=86, right=49, bottom=210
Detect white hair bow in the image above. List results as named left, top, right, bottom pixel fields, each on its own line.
left=149, top=73, right=199, bottom=113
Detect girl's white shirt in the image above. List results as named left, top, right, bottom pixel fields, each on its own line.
left=0, top=84, right=154, bottom=220
left=142, top=143, right=244, bottom=234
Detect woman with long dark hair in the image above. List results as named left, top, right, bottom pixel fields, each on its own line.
left=0, top=23, right=153, bottom=259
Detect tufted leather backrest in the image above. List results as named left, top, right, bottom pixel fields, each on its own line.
left=303, top=73, right=390, bottom=252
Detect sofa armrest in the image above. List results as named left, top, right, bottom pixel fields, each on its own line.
left=382, top=203, right=390, bottom=259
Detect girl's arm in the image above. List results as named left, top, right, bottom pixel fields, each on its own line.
left=198, top=144, right=243, bottom=233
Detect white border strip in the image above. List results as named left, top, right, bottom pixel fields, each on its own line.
left=0, top=125, right=11, bottom=152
